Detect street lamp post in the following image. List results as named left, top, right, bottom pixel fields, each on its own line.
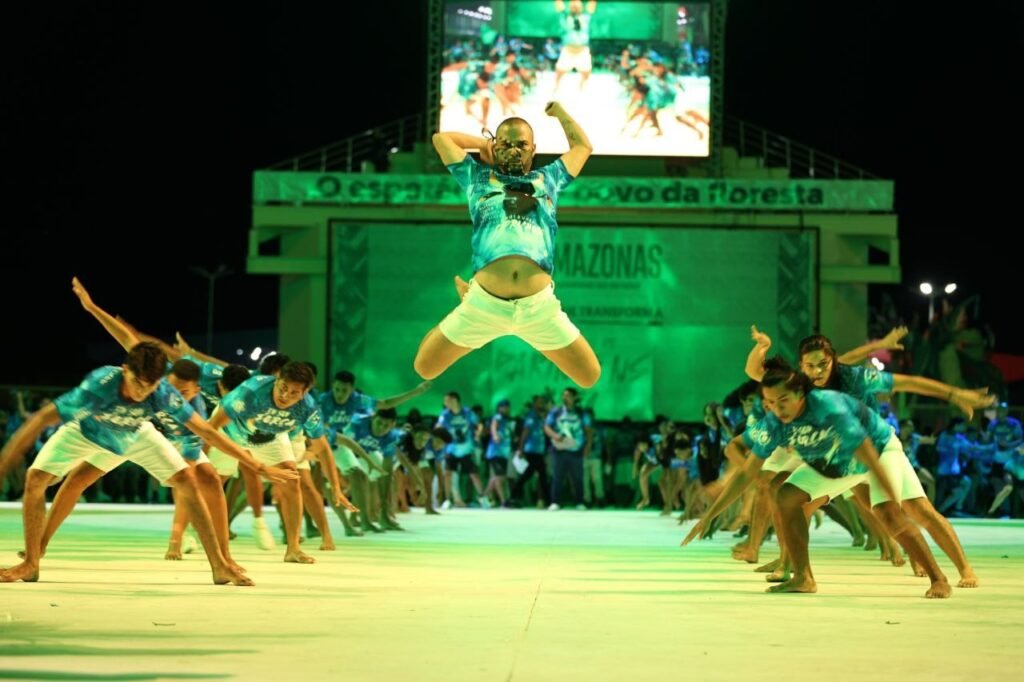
left=191, top=264, right=232, bottom=353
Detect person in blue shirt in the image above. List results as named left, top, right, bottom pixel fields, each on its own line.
left=416, top=101, right=600, bottom=390
left=483, top=399, right=514, bottom=507
left=898, top=418, right=937, bottom=502
left=684, top=357, right=953, bottom=599
left=935, top=418, right=972, bottom=515
left=217, top=353, right=293, bottom=550
left=721, top=381, right=760, bottom=433
left=398, top=424, right=451, bottom=515
left=319, top=370, right=432, bottom=447
left=158, top=362, right=253, bottom=560
left=348, top=408, right=418, bottom=531
left=658, top=426, right=691, bottom=517
left=208, top=362, right=357, bottom=565
left=545, top=387, right=592, bottom=510
left=510, top=395, right=551, bottom=508
left=436, top=391, right=487, bottom=508
left=878, top=402, right=900, bottom=433
left=744, top=327, right=981, bottom=588
left=670, top=431, right=700, bottom=521
left=318, top=369, right=431, bottom=532
left=43, top=359, right=238, bottom=565
left=0, top=341, right=279, bottom=587
left=426, top=427, right=453, bottom=513
left=633, top=416, right=671, bottom=511
left=986, top=404, right=1024, bottom=515
left=693, top=402, right=733, bottom=490
left=988, top=402, right=1022, bottom=466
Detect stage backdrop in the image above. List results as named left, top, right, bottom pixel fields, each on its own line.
left=329, top=223, right=815, bottom=420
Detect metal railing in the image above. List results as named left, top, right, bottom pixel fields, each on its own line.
left=265, top=113, right=425, bottom=172
left=721, top=116, right=879, bottom=179
left=263, top=112, right=879, bottom=180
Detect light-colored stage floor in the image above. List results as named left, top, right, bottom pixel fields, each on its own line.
left=1, top=504, right=1022, bottom=681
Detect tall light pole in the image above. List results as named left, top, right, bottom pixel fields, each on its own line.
left=191, top=264, right=232, bottom=353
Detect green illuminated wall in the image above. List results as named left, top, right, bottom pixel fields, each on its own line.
left=329, top=223, right=814, bottom=420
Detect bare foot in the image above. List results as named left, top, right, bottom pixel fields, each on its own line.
left=755, top=557, right=781, bottom=573
left=0, top=561, right=39, bottom=583
left=766, top=575, right=817, bottom=593
left=957, top=570, right=979, bottom=588
left=212, top=566, right=253, bottom=586
left=731, top=547, right=760, bottom=564
left=925, top=578, right=952, bottom=599
left=864, top=536, right=877, bottom=551
left=320, top=539, right=336, bottom=551
left=227, top=560, right=248, bottom=574
left=888, top=543, right=906, bottom=567
left=344, top=526, right=364, bottom=537
left=765, top=567, right=791, bottom=583
left=635, top=500, right=649, bottom=511
left=165, top=545, right=183, bottom=561
left=911, top=561, right=927, bottom=578
left=851, top=534, right=866, bottom=547
left=659, top=508, right=671, bottom=516
left=284, top=549, right=316, bottom=564
left=426, top=508, right=440, bottom=516
left=16, top=548, right=46, bottom=560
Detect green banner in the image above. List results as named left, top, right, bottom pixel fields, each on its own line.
left=328, top=224, right=814, bottom=421
left=257, top=172, right=892, bottom=212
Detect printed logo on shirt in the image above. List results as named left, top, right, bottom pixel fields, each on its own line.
left=94, top=405, right=150, bottom=429
left=786, top=424, right=836, bottom=449
left=749, top=424, right=771, bottom=446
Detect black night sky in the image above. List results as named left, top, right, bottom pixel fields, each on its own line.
left=2, top=1, right=1019, bottom=386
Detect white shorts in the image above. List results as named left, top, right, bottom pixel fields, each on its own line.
left=438, top=280, right=580, bottom=351
left=335, top=444, right=384, bottom=482
left=786, top=435, right=915, bottom=506
left=761, top=447, right=800, bottom=474
left=208, top=432, right=295, bottom=478
left=32, top=422, right=189, bottom=485
left=556, top=47, right=592, bottom=73
left=893, top=449, right=927, bottom=503
left=292, top=436, right=311, bottom=471
left=786, top=466, right=867, bottom=506
left=158, top=445, right=210, bottom=487
left=207, top=446, right=239, bottom=478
